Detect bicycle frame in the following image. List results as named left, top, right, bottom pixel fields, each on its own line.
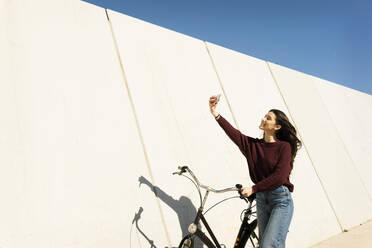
left=174, top=166, right=258, bottom=248
left=186, top=197, right=257, bottom=248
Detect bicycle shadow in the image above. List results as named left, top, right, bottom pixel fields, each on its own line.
left=139, top=176, right=203, bottom=248
left=131, top=207, right=158, bottom=248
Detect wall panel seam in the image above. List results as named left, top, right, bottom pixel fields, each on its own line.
left=204, top=42, right=240, bottom=130
left=313, top=82, right=372, bottom=202
left=266, top=61, right=343, bottom=231
left=105, top=9, right=172, bottom=247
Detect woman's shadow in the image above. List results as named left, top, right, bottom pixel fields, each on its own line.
left=139, top=176, right=203, bottom=248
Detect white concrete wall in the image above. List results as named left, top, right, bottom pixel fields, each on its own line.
left=268, top=62, right=372, bottom=230
left=205, top=43, right=340, bottom=248
left=107, top=10, right=255, bottom=247
left=0, top=1, right=19, bottom=246
left=1, top=0, right=371, bottom=247
left=1, top=1, right=165, bottom=247
left=314, top=80, right=372, bottom=200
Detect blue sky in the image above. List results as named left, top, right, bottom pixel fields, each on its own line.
left=85, top=0, right=371, bottom=95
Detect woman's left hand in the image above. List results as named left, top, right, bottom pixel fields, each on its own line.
left=242, top=187, right=254, bottom=197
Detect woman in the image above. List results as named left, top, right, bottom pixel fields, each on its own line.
left=209, top=95, right=302, bottom=248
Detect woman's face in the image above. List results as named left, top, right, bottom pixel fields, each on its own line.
left=259, top=111, right=280, bottom=132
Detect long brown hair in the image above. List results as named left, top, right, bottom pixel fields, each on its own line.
left=263, top=109, right=302, bottom=169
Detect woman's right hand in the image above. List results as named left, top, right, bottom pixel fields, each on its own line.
left=209, top=95, right=219, bottom=117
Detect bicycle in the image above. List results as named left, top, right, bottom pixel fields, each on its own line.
left=172, top=166, right=259, bottom=248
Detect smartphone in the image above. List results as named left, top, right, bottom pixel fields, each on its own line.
left=216, top=94, right=221, bottom=102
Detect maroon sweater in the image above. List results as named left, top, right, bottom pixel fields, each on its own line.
left=216, top=115, right=294, bottom=193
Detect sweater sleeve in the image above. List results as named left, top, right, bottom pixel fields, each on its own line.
left=252, top=142, right=292, bottom=193
left=216, top=115, right=253, bottom=157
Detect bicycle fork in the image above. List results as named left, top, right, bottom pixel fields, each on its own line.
left=182, top=191, right=223, bottom=248
left=233, top=212, right=258, bottom=248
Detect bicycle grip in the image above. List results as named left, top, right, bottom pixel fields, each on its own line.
left=236, top=184, right=248, bottom=203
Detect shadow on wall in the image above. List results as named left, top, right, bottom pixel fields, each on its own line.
left=138, top=176, right=203, bottom=248
left=131, top=207, right=158, bottom=248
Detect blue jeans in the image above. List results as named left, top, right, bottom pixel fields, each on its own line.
left=256, top=185, right=294, bottom=248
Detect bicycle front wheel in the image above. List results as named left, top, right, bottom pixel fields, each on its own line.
left=178, top=230, right=217, bottom=248
left=178, top=235, right=193, bottom=248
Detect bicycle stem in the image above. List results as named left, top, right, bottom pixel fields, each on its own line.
left=201, top=190, right=210, bottom=210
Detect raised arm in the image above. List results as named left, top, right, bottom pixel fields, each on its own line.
left=216, top=115, right=252, bottom=156
left=209, top=95, right=252, bottom=156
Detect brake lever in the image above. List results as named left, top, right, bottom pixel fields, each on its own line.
left=173, top=166, right=188, bottom=176
left=173, top=165, right=188, bottom=175
left=236, top=184, right=248, bottom=203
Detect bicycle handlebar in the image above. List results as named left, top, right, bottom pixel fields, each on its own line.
left=173, top=166, right=240, bottom=193
left=172, top=166, right=256, bottom=204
